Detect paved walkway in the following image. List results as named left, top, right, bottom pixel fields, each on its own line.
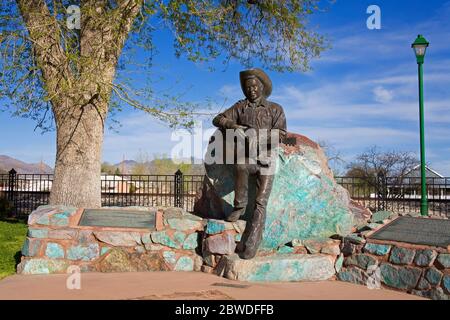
left=0, top=272, right=423, bottom=300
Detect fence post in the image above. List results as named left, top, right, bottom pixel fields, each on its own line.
left=377, top=171, right=387, bottom=211
left=8, top=168, right=17, bottom=217
left=174, top=169, right=184, bottom=208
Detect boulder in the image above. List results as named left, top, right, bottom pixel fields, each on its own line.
left=194, top=132, right=371, bottom=249
left=216, top=253, right=336, bottom=282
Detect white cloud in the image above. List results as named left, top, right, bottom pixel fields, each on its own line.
left=373, top=86, right=393, bottom=103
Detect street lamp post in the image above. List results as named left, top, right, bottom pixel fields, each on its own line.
left=412, top=34, right=429, bottom=216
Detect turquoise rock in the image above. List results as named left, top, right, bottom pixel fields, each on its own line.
left=430, top=288, right=450, bottom=300
left=29, top=207, right=57, bottom=225
left=389, top=247, right=416, bottom=265
left=436, top=254, right=450, bottom=268
left=163, top=251, right=177, bottom=265
left=416, top=277, right=431, bottom=290
left=235, top=233, right=242, bottom=242
left=425, top=267, right=443, bottom=286
left=304, top=240, right=325, bottom=254
left=414, top=249, right=437, bottom=267
left=174, top=231, right=186, bottom=245
left=277, top=246, right=295, bottom=254
left=183, top=233, right=198, bottom=250
left=371, top=211, right=394, bottom=223
left=100, top=247, right=111, bottom=256
left=45, top=243, right=64, bottom=259
left=335, top=254, right=344, bottom=273
left=21, top=238, right=41, bottom=257
left=36, top=216, right=50, bottom=225
left=166, top=217, right=204, bottom=231
left=412, top=288, right=450, bottom=300
left=218, top=254, right=335, bottom=282
left=366, top=223, right=383, bottom=230
left=380, top=263, right=422, bottom=290
left=67, top=244, right=99, bottom=261
left=344, top=254, right=378, bottom=270
left=141, top=233, right=152, bottom=244
left=363, top=243, right=391, bottom=256
left=28, top=228, right=49, bottom=239
left=18, top=259, right=69, bottom=275
left=205, top=219, right=234, bottom=235
left=175, top=256, right=194, bottom=271
left=49, top=212, right=70, bottom=226
left=195, top=134, right=365, bottom=249
left=337, top=267, right=367, bottom=285
left=28, top=205, right=77, bottom=226
left=443, top=275, right=450, bottom=294
left=28, top=205, right=78, bottom=226
left=151, top=231, right=185, bottom=249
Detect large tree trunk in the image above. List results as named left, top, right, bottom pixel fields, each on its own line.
left=17, top=0, right=143, bottom=208
left=49, top=100, right=106, bottom=208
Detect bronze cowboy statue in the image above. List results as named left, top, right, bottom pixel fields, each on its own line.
left=212, top=68, right=287, bottom=259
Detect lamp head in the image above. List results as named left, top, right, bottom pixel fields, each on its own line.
left=412, top=35, right=429, bottom=64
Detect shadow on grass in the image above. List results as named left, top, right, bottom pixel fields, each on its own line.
left=14, top=250, right=22, bottom=270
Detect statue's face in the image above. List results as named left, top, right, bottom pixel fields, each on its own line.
left=244, top=78, right=264, bottom=102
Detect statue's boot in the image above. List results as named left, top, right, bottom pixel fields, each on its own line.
left=235, top=208, right=265, bottom=260
left=225, top=207, right=245, bottom=222
left=237, top=245, right=258, bottom=260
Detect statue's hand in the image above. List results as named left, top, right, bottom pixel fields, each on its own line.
left=232, top=124, right=248, bottom=140
left=231, top=124, right=248, bottom=130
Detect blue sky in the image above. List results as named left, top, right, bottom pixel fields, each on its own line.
left=1, top=0, right=450, bottom=175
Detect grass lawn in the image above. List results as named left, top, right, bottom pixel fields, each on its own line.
left=0, top=220, right=27, bottom=280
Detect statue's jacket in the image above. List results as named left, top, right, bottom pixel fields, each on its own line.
left=212, top=98, right=287, bottom=164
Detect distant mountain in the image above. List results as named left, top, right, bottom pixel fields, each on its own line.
left=0, top=155, right=53, bottom=174
left=110, top=158, right=205, bottom=175
left=111, top=160, right=138, bottom=174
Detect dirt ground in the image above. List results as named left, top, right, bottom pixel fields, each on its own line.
left=0, top=271, right=424, bottom=300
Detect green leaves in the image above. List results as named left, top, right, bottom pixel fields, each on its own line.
left=1, top=0, right=329, bottom=131
left=158, top=0, right=328, bottom=72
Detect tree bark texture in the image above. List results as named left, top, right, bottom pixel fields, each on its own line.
left=50, top=100, right=105, bottom=207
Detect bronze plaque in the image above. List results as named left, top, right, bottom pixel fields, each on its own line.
left=79, top=208, right=156, bottom=229
left=369, top=216, right=450, bottom=248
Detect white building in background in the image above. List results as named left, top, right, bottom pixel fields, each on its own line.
left=398, top=165, right=450, bottom=200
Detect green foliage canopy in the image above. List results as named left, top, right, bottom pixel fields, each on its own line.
left=0, top=0, right=328, bottom=130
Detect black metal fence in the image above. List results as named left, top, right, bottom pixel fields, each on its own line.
left=1, top=169, right=449, bottom=219
left=335, top=175, right=450, bottom=218
left=0, top=169, right=204, bottom=218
